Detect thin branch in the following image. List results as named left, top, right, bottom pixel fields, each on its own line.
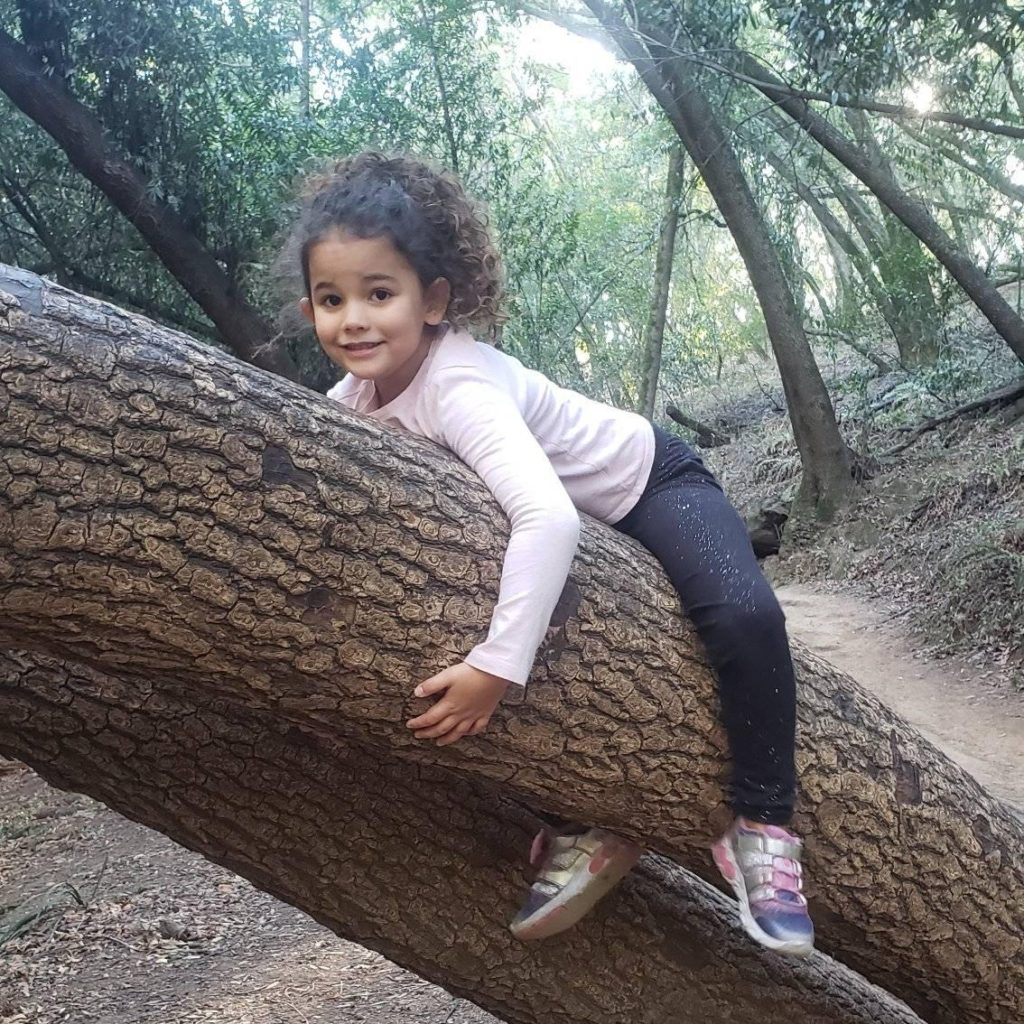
left=418, top=1, right=460, bottom=173
left=520, top=3, right=1024, bottom=141
left=894, top=121, right=1024, bottom=205
left=883, top=379, right=1024, bottom=455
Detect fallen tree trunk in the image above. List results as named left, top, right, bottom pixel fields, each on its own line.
left=1, top=648, right=925, bottom=1024
left=1, top=266, right=1022, bottom=1024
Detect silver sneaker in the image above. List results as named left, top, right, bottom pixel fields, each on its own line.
left=712, top=819, right=814, bottom=956
left=509, top=827, right=642, bottom=941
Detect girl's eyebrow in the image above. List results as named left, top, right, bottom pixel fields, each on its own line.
left=312, top=273, right=397, bottom=294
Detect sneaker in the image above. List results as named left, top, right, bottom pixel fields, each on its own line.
left=509, top=826, right=643, bottom=941
left=712, top=819, right=814, bottom=956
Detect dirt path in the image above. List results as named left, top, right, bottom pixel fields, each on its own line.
left=2, top=585, right=1022, bottom=1022
left=777, top=584, right=1024, bottom=812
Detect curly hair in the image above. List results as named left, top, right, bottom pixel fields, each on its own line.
left=284, top=151, right=505, bottom=331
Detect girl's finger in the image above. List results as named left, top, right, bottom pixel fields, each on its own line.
left=468, top=718, right=489, bottom=735
left=413, top=673, right=451, bottom=699
left=413, top=714, right=460, bottom=740
left=407, top=701, right=453, bottom=730
left=436, top=721, right=473, bottom=747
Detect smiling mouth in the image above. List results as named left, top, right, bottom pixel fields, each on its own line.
left=343, top=341, right=383, bottom=353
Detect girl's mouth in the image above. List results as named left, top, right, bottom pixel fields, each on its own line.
left=343, top=341, right=383, bottom=357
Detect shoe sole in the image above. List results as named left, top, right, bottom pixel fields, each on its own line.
left=712, top=838, right=814, bottom=957
left=510, top=837, right=642, bottom=941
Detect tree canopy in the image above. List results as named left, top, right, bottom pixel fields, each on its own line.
left=2, top=0, right=1023, bottom=504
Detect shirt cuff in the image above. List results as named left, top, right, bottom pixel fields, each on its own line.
left=464, top=647, right=531, bottom=688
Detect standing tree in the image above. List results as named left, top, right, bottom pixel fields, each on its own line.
left=583, top=0, right=854, bottom=523
left=0, top=25, right=302, bottom=381
left=638, top=143, right=685, bottom=419
left=723, top=48, right=1024, bottom=365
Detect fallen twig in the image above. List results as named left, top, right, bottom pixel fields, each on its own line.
left=883, top=379, right=1024, bottom=456
left=664, top=404, right=732, bottom=446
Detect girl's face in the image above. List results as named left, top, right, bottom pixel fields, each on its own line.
left=300, top=231, right=450, bottom=404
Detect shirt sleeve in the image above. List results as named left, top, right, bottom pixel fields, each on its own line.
left=430, top=371, right=581, bottom=686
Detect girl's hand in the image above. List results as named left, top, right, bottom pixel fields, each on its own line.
left=406, top=662, right=511, bottom=746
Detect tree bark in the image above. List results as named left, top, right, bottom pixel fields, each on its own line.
left=0, top=28, right=300, bottom=383
left=725, top=48, right=1024, bottom=366
left=639, top=144, right=685, bottom=420
left=2, top=266, right=1023, bottom=1024
left=583, top=0, right=854, bottom=524
left=2, top=648, right=926, bottom=1024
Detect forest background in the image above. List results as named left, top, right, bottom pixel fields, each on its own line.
left=2, top=0, right=1022, bottom=677
left=2, top=3, right=1024, bottom=1023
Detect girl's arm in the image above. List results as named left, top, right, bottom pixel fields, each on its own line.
left=406, top=371, right=580, bottom=745
left=433, top=372, right=581, bottom=684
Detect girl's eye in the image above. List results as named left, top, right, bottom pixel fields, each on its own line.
left=324, top=295, right=342, bottom=307
left=371, top=288, right=392, bottom=301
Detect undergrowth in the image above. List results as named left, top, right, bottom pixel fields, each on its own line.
left=909, top=457, right=1024, bottom=682
left=699, top=327, right=1024, bottom=688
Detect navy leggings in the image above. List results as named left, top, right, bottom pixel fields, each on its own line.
left=612, top=426, right=797, bottom=824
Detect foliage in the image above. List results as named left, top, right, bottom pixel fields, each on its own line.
left=2, top=0, right=1024, bottom=411
left=761, top=0, right=1024, bottom=100
left=937, top=517, right=1024, bottom=655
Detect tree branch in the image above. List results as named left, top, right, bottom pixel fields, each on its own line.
left=0, top=27, right=298, bottom=381
left=519, top=4, right=1024, bottom=140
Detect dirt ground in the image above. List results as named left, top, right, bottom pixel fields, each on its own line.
left=776, top=584, right=1024, bottom=811
left=1, top=585, right=1022, bottom=1023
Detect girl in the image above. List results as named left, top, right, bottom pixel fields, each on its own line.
left=288, top=151, right=813, bottom=957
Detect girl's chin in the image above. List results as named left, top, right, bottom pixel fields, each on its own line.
left=332, top=357, right=379, bottom=380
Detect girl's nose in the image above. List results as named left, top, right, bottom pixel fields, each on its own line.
left=343, top=304, right=369, bottom=332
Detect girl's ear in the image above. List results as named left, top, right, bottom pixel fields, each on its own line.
left=299, top=296, right=314, bottom=323
left=423, top=278, right=451, bottom=325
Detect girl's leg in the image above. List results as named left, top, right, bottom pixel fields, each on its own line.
left=614, top=450, right=813, bottom=955
left=615, top=470, right=796, bottom=824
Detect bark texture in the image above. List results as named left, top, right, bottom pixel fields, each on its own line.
left=1, top=267, right=1023, bottom=1024
left=2, top=649, right=925, bottom=1024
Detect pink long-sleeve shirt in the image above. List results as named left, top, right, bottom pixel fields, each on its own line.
left=327, top=326, right=655, bottom=685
